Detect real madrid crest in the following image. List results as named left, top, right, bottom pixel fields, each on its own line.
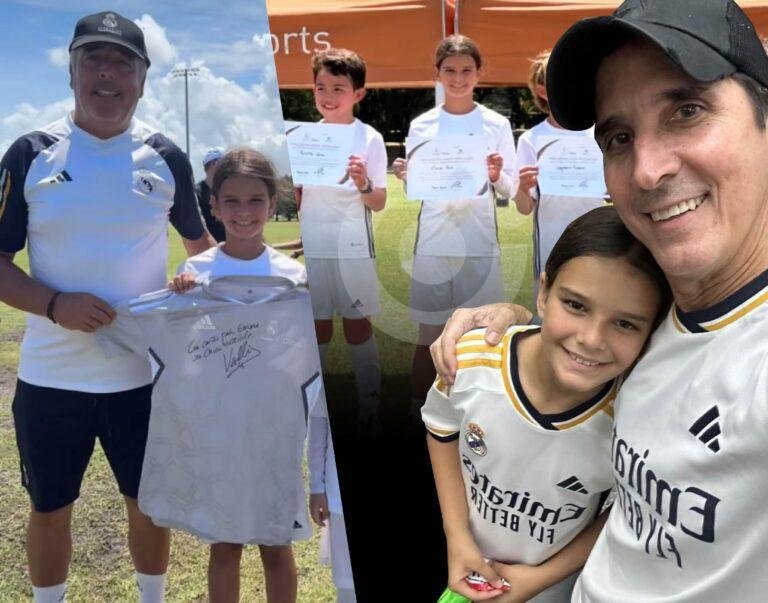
left=465, top=422, right=486, bottom=456
left=103, top=13, right=118, bottom=29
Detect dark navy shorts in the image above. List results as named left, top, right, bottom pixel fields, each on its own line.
left=12, top=380, right=152, bottom=513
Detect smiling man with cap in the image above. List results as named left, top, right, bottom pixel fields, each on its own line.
left=0, top=10, right=213, bottom=603
left=431, top=0, right=768, bottom=600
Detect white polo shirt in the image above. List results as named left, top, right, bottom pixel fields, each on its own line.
left=0, top=115, right=204, bottom=392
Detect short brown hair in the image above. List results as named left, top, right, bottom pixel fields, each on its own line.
left=435, top=34, right=482, bottom=70
left=527, top=50, right=550, bottom=114
left=312, top=48, right=366, bottom=90
left=212, top=147, right=278, bottom=199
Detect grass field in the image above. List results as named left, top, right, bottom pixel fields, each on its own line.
left=0, top=174, right=535, bottom=601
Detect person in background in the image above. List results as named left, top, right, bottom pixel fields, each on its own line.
left=196, top=147, right=227, bottom=243
left=513, top=50, right=606, bottom=307
left=392, top=35, right=518, bottom=417
left=298, top=48, right=387, bottom=430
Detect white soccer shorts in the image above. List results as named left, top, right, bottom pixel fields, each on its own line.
left=410, top=255, right=504, bottom=325
left=305, top=257, right=381, bottom=320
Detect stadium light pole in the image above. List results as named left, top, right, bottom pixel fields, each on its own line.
left=171, top=67, right=200, bottom=157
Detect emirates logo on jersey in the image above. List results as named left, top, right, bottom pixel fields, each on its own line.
left=465, top=422, right=487, bottom=456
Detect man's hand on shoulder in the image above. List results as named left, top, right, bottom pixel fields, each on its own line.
left=430, top=303, right=532, bottom=385
left=52, top=292, right=116, bottom=332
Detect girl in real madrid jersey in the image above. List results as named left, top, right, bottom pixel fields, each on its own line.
left=422, top=207, right=671, bottom=602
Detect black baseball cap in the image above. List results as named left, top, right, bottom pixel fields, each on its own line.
left=69, top=11, right=150, bottom=67
left=547, top=0, right=768, bottom=130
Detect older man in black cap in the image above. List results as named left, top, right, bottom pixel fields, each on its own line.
left=0, top=11, right=212, bottom=602
left=431, top=1, right=768, bottom=600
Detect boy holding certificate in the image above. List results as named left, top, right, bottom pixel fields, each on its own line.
left=297, top=48, right=388, bottom=430
left=514, top=50, right=607, bottom=305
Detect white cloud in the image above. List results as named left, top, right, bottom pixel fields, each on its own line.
left=1, top=13, right=289, bottom=180
left=138, top=64, right=289, bottom=176
left=180, top=37, right=278, bottom=76
left=0, top=99, right=74, bottom=152
left=135, top=14, right=178, bottom=70
left=47, top=46, right=69, bottom=68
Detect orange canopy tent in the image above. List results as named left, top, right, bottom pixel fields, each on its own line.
left=266, top=1, right=453, bottom=88
left=455, top=0, right=768, bottom=87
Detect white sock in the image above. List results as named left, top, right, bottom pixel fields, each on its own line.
left=318, top=343, right=329, bottom=370
left=136, top=572, right=166, bottom=603
left=32, top=583, right=66, bottom=603
left=349, top=336, right=380, bottom=417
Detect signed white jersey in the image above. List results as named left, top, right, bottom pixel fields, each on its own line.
left=422, top=326, right=615, bottom=601
left=99, top=276, right=321, bottom=545
left=574, top=271, right=768, bottom=602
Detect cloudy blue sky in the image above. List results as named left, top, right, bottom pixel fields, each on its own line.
left=0, top=1, right=290, bottom=177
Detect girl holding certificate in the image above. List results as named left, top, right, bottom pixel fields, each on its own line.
left=514, top=50, right=607, bottom=305
left=393, top=35, right=519, bottom=416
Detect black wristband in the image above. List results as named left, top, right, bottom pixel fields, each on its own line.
left=46, top=291, right=62, bottom=324
left=358, top=177, right=373, bottom=194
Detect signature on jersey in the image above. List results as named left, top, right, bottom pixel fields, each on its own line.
left=223, top=342, right=262, bottom=378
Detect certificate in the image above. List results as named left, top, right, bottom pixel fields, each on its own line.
left=284, top=121, right=355, bottom=186
left=405, top=134, right=490, bottom=201
left=537, top=137, right=608, bottom=198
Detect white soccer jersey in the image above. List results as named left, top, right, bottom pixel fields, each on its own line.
left=422, top=326, right=615, bottom=600
left=300, top=119, right=387, bottom=259
left=574, top=271, right=768, bottom=602
left=0, top=115, right=204, bottom=392
left=408, top=104, right=518, bottom=257
left=98, top=276, right=321, bottom=545
left=515, top=120, right=606, bottom=280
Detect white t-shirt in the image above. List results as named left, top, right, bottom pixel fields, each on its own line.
left=574, top=271, right=768, bottom=602
left=300, top=119, right=387, bottom=259
left=408, top=104, right=518, bottom=257
left=179, top=244, right=306, bottom=285
left=515, top=120, right=606, bottom=279
left=99, top=275, right=321, bottom=545
left=0, top=115, right=204, bottom=392
left=422, top=326, right=615, bottom=601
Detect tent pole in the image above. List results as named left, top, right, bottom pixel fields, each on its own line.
left=441, top=0, right=446, bottom=38
left=454, top=0, right=460, bottom=33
